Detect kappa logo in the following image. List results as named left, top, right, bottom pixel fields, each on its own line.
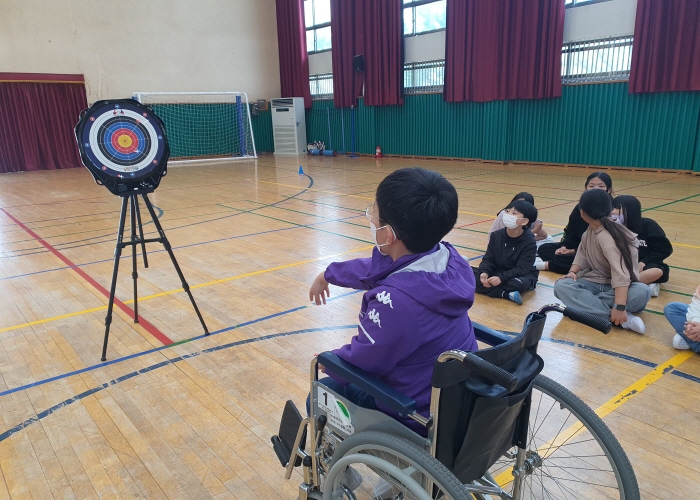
left=367, top=309, right=382, bottom=328
left=375, top=291, right=393, bottom=308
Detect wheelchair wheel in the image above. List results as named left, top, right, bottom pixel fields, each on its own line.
left=327, top=430, right=469, bottom=499
left=486, top=374, right=640, bottom=500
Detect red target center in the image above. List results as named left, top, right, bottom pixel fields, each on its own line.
left=111, top=128, right=139, bottom=154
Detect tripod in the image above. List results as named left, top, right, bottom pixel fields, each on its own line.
left=101, top=193, right=209, bottom=361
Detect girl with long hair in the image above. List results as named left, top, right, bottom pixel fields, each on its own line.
left=553, top=189, right=651, bottom=333
left=537, top=172, right=613, bottom=273
left=488, top=192, right=551, bottom=246
left=612, top=195, right=673, bottom=297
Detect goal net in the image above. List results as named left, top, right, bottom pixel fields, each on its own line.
left=132, top=92, right=257, bottom=163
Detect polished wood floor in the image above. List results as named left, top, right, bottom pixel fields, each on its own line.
left=0, top=156, right=698, bottom=499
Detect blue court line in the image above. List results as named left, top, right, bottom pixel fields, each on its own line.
left=0, top=289, right=363, bottom=398
left=0, top=324, right=357, bottom=443
left=672, top=370, right=700, bottom=383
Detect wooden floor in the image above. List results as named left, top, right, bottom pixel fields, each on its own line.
left=0, top=156, right=699, bottom=499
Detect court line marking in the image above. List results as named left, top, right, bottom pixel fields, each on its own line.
left=0, top=207, right=174, bottom=346
left=0, top=245, right=373, bottom=335
left=494, top=350, right=695, bottom=487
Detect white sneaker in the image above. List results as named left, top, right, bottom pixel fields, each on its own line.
left=534, top=257, right=546, bottom=271
left=648, top=283, right=660, bottom=297
left=621, top=313, right=646, bottom=334
left=673, top=334, right=690, bottom=350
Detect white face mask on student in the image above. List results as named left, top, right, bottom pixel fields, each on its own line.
left=370, top=221, right=395, bottom=254
left=502, top=213, right=520, bottom=229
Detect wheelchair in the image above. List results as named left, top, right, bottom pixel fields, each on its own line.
left=272, top=304, right=640, bottom=499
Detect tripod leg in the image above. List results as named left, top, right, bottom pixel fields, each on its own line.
left=142, top=193, right=209, bottom=335
left=130, top=196, right=139, bottom=324
left=102, top=197, right=129, bottom=361
left=133, top=196, right=149, bottom=268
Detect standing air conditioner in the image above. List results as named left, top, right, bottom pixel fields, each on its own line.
left=271, top=98, right=307, bottom=155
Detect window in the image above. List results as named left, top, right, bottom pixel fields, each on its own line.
left=305, top=0, right=331, bottom=54
left=404, top=0, right=446, bottom=36
left=566, top=0, right=612, bottom=7
left=404, top=59, right=445, bottom=94
left=561, top=36, right=633, bottom=83
left=310, top=73, right=334, bottom=100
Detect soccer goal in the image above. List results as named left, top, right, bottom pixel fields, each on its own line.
left=132, top=92, right=257, bottom=163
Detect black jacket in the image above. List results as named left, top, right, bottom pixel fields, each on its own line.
left=560, top=204, right=589, bottom=250
left=636, top=218, right=673, bottom=265
left=479, top=228, right=539, bottom=282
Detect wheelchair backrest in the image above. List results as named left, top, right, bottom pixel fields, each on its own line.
left=430, top=312, right=546, bottom=483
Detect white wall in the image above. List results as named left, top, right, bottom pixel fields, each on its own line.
left=564, top=0, right=637, bottom=42
left=0, top=0, right=281, bottom=103
left=405, top=31, right=445, bottom=63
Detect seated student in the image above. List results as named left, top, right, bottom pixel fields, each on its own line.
left=553, top=189, right=651, bottom=334
left=537, top=172, right=614, bottom=273
left=612, top=195, right=673, bottom=297
left=664, top=285, right=700, bottom=353
left=474, top=200, right=539, bottom=305
left=489, top=192, right=552, bottom=247
left=308, top=168, right=477, bottom=435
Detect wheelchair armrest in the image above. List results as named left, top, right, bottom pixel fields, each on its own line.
left=317, top=352, right=417, bottom=416
left=473, top=322, right=513, bottom=346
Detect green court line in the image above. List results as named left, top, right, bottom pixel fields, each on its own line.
left=669, top=265, right=700, bottom=273
left=652, top=208, right=700, bottom=216
left=643, top=193, right=700, bottom=212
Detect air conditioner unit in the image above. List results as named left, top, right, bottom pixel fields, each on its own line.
left=271, top=97, right=307, bottom=155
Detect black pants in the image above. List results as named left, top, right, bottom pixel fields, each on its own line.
left=472, top=267, right=536, bottom=299
left=538, top=243, right=575, bottom=275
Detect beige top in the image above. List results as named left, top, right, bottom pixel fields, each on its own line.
left=573, top=224, right=640, bottom=288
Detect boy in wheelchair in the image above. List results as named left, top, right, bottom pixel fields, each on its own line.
left=308, top=167, right=477, bottom=435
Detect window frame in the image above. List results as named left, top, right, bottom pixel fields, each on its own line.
left=309, top=73, right=334, bottom=100
left=565, top=0, right=613, bottom=8
left=306, top=0, right=332, bottom=55
left=403, top=0, right=447, bottom=38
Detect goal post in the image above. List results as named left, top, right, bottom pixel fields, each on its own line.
left=132, top=92, right=257, bottom=163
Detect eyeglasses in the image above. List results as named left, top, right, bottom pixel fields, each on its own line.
left=365, top=202, right=375, bottom=221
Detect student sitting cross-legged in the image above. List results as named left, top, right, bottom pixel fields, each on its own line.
left=308, top=167, right=477, bottom=436
left=472, top=200, right=539, bottom=305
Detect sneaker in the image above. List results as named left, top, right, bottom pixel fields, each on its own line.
left=648, top=283, right=660, bottom=297
left=673, top=334, right=690, bottom=350
left=621, top=313, right=646, bottom=334
left=534, top=258, right=546, bottom=271
left=507, top=291, right=523, bottom=305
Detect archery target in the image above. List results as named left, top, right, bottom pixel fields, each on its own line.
left=77, top=101, right=167, bottom=181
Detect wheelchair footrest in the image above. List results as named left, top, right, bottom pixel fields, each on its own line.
left=271, top=400, right=306, bottom=467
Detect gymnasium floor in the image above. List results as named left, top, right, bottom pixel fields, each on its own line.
left=0, top=156, right=698, bottom=499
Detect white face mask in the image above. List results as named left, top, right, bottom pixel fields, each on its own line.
left=502, top=213, right=520, bottom=229
left=370, top=221, right=394, bottom=254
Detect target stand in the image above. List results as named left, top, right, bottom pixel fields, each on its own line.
left=75, top=99, right=209, bottom=360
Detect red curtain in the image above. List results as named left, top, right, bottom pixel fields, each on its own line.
left=444, top=0, right=564, bottom=103
left=0, top=74, right=87, bottom=173
left=276, top=0, right=312, bottom=108
left=629, top=0, right=700, bottom=94
left=331, top=0, right=403, bottom=108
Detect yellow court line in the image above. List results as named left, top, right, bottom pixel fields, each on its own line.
left=0, top=246, right=372, bottom=335
left=672, top=242, right=700, bottom=250
left=494, top=350, right=695, bottom=487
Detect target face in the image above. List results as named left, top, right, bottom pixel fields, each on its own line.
left=77, top=100, right=167, bottom=180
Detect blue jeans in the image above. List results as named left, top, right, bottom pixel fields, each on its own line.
left=306, top=377, right=377, bottom=415
left=664, top=302, right=700, bottom=353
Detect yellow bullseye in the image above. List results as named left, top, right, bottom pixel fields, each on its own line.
left=118, top=134, right=133, bottom=148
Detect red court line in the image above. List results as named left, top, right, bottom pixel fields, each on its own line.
left=455, top=218, right=494, bottom=229
left=0, top=208, right=173, bottom=346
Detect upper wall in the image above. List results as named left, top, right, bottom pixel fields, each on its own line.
left=0, top=0, right=281, bottom=103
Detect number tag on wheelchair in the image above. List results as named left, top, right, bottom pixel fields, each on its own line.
left=316, top=387, right=355, bottom=436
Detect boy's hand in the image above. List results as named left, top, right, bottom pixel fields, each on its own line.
left=638, top=262, right=646, bottom=272
left=685, top=321, right=700, bottom=341
left=480, top=273, right=491, bottom=287
left=610, top=308, right=627, bottom=326
left=309, top=272, right=331, bottom=305
left=487, top=276, right=502, bottom=287
left=558, top=272, right=578, bottom=281
left=531, top=220, right=543, bottom=233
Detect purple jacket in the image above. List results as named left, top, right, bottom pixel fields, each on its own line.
left=324, top=242, right=477, bottom=433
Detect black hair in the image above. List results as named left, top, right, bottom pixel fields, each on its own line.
left=375, top=167, right=458, bottom=253
left=498, top=192, right=535, bottom=215
left=585, top=172, right=614, bottom=194
left=579, top=189, right=637, bottom=281
left=506, top=200, right=538, bottom=229
left=612, top=195, right=643, bottom=234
